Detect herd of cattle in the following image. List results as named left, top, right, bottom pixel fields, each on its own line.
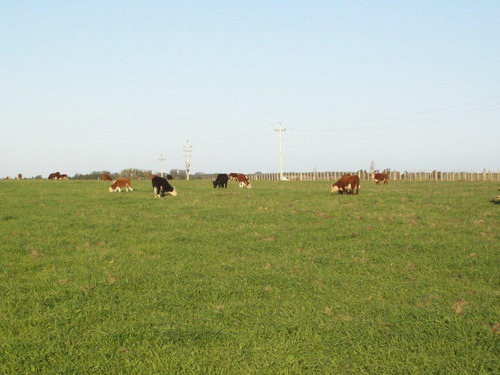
left=48, top=172, right=68, bottom=180
left=9, top=171, right=500, bottom=202
left=213, top=173, right=252, bottom=189
left=106, top=172, right=388, bottom=197
left=33, top=171, right=392, bottom=198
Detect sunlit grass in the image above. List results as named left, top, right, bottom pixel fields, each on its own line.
left=1, top=179, right=499, bottom=373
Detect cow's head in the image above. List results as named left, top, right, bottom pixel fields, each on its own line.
left=161, top=184, right=177, bottom=197
left=246, top=183, right=252, bottom=189
left=212, top=181, right=218, bottom=188
left=330, top=184, right=340, bottom=194
left=239, top=182, right=245, bottom=188
left=109, top=187, right=114, bottom=193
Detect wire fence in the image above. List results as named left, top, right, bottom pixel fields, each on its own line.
left=248, top=170, right=500, bottom=182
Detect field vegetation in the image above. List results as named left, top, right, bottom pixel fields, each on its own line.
left=1, top=179, right=499, bottom=374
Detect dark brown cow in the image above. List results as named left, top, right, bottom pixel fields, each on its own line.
left=48, top=172, right=61, bottom=180
left=236, top=173, right=252, bottom=189
left=372, top=173, right=389, bottom=184
left=109, top=178, right=133, bottom=192
left=213, top=174, right=229, bottom=188
left=102, top=173, right=112, bottom=181
left=331, top=174, right=360, bottom=195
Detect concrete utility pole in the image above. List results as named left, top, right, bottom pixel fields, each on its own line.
left=275, top=122, right=286, bottom=180
left=184, top=140, right=192, bottom=181
left=158, top=154, right=166, bottom=177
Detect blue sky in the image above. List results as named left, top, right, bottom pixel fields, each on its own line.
left=1, top=1, right=499, bottom=178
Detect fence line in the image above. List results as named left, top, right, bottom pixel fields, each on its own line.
left=248, top=170, right=500, bottom=182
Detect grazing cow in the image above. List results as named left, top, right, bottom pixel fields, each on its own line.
left=102, top=173, right=112, bottom=181
left=151, top=175, right=177, bottom=198
left=228, top=173, right=239, bottom=181
left=237, top=173, right=252, bottom=189
left=213, top=174, right=229, bottom=188
left=48, top=172, right=60, bottom=180
left=372, top=173, right=389, bottom=184
left=59, top=174, right=68, bottom=180
left=331, top=174, right=360, bottom=195
left=109, top=178, right=133, bottom=192
left=17, top=174, right=22, bottom=180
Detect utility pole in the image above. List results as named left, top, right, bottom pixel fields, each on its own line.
left=184, top=140, right=192, bottom=181
left=275, top=122, right=286, bottom=180
left=158, top=154, right=166, bottom=177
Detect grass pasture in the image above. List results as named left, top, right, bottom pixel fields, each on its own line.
left=1, top=179, right=499, bottom=374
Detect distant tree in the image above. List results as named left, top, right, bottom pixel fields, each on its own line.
left=120, top=169, right=152, bottom=180
left=73, top=171, right=118, bottom=180
left=169, top=169, right=187, bottom=180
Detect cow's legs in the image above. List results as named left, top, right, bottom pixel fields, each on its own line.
left=154, top=187, right=159, bottom=198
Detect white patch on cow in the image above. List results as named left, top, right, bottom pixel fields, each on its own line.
left=169, top=188, right=178, bottom=197
left=346, top=184, right=351, bottom=190
left=330, top=184, right=339, bottom=194
left=246, top=183, right=252, bottom=189
left=109, top=187, right=113, bottom=193
left=239, top=182, right=245, bottom=188
left=154, top=187, right=159, bottom=198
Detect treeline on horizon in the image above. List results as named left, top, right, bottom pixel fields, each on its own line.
left=24, top=169, right=220, bottom=180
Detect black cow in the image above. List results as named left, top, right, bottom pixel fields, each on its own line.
left=152, top=175, right=177, bottom=198
left=213, top=173, right=229, bottom=188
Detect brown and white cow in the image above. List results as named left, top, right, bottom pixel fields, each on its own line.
left=331, top=174, right=360, bottom=195
left=102, top=173, right=112, bottom=181
left=109, top=178, right=133, bottom=192
left=59, top=174, right=68, bottom=180
left=17, top=174, right=22, bottom=180
left=237, top=173, right=252, bottom=189
left=228, top=173, right=239, bottom=181
left=372, top=173, right=389, bottom=184
left=48, top=172, right=61, bottom=180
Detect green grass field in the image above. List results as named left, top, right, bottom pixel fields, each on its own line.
left=1, top=179, right=499, bottom=374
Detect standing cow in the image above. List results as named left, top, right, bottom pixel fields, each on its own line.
left=237, top=173, right=252, bottom=189
left=109, top=178, right=133, bottom=192
left=213, top=174, right=229, bottom=188
left=331, top=174, right=360, bottom=195
left=102, top=173, right=112, bottom=181
left=372, top=172, right=389, bottom=184
left=151, top=175, right=177, bottom=198
left=48, top=172, right=61, bottom=180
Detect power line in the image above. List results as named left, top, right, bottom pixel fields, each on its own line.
left=287, top=100, right=500, bottom=133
